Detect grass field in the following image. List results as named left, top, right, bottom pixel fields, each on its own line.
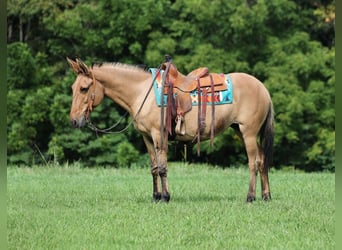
left=7, top=163, right=335, bottom=249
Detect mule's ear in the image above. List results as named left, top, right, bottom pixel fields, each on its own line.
left=66, top=57, right=80, bottom=74
left=76, top=58, right=91, bottom=76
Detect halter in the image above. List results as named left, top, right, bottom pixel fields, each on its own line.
left=86, top=65, right=163, bottom=135
left=84, top=72, right=97, bottom=121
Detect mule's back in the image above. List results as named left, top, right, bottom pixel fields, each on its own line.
left=173, top=72, right=272, bottom=141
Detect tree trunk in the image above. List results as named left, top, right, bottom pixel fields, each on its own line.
left=19, top=17, right=23, bottom=42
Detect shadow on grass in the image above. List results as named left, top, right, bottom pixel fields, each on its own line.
left=135, top=193, right=240, bottom=204
left=173, top=193, right=239, bottom=203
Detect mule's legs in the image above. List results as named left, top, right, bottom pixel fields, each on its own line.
left=240, top=126, right=261, bottom=202
left=260, top=170, right=271, bottom=201
left=143, top=136, right=161, bottom=202
left=143, top=134, right=170, bottom=202
left=150, top=128, right=170, bottom=202
left=232, top=124, right=258, bottom=201
left=257, top=145, right=271, bottom=200
left=156, top=149, right=170, bottom=202
left=241, top=126, right=272, bottom=202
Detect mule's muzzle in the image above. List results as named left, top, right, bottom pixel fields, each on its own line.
left=70, top=116, right=86, bottom=128
left=70, top=119, right=79, bottom=128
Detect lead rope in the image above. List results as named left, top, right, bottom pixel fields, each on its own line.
left=87, top=65, right=163, bottom=136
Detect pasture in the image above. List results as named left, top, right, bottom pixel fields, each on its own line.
left=7, top=163, right=334, bottom=249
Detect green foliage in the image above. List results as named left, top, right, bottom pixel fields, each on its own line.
left=115, top=141, right=140, bottom=168
left=7, top=0, right=335, bottom=171
left=7, top=43, right=55, bottom=165
left=7, top=42, right=37, bottom=89
left=253, top=30, right=334, bottom=170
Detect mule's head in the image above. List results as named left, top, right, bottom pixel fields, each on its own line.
left=67, top=57, right=104, bottom=128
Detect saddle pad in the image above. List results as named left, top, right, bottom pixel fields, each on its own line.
left=149, top=68, right=233, bottom=106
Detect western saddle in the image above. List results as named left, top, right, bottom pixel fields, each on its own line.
left=160, top=57, right=227, bottom=153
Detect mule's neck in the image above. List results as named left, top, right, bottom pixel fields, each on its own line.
left=92, top=64, right=151, bottom=115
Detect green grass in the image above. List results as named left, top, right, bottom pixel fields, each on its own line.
left=7, top=163, right=335, bottom=249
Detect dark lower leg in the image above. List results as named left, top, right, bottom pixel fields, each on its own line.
left=257, top=148, right=271, bottom=201
left=151, top=165, right=161, bottom=202
left=247, top=166, right=257, bottom=202
left=260, top=170, right=271, bottom=201
left=159, top=165, right=170, bottom=202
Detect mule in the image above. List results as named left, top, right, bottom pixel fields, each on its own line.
left=67, top=57, right=274, bottom=202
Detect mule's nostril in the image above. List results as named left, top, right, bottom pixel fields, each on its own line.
left=70, top=119, right=78, bottom=128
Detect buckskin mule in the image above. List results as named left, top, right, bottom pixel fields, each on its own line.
left=67, top=57, right=274, bottom=203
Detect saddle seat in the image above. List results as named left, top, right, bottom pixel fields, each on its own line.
left=161, top=62, right=227, bottom=136
left=162, top=63, right=227, bottom=94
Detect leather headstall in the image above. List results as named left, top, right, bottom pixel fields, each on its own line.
left=85, top=71, right=97, bottom=120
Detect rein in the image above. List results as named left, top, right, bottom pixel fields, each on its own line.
left=86, top=65, right=163, bottom=136
left=160, top=56, right=172, bottom=150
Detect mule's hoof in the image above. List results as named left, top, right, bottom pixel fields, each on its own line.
left=262, top=193, right=272, bottom=201
left=161, top=193, right=170, bottom=203
left=152, top=192, right=162, bottom=203
left=246, top=195, right=256, bottom=203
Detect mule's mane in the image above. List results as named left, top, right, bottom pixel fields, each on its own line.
left=92, top=62, right=148, bottom=73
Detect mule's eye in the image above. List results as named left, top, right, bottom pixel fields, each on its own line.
left=80, top=87, right=89, bottom=93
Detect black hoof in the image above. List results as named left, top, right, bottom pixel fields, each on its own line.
left=246, top=195, right=256, bottom=203
left=262, top=193, right=272, bottom=201
left=152, top=192, right=162, bottom=202
left=161, top=193, right=170, bottom=203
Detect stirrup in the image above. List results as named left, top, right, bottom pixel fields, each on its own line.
left=175, top=115, right=185, bottom=135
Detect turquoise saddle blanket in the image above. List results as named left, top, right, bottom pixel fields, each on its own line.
left=149, top=68, right=233, bottom=106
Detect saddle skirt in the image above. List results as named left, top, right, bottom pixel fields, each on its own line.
left=149, top=68, right=233, bottom=107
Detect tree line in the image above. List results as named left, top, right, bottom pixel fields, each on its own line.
left=7, top=0, right=335, bottom=171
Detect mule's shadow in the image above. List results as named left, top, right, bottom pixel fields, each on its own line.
left=172, top=193, right=239, bottom=203
left=136, top=193, right=239, bottom=204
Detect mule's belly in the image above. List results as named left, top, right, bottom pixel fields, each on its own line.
left=174, top=104, right=236, bottom=142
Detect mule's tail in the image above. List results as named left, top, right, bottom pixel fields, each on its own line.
left=260, top=102, right=274, bottom=170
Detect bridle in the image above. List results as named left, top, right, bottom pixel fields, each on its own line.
left=84, top=72, right=97, bottom=121
left=85, top=65, right=163, bottom=135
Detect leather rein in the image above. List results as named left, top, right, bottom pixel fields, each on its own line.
left=86, top=66, right=163, bottom=135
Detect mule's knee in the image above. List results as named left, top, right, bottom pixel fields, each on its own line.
left=158, top=164, right=168, bottom=176
left=255, top=158, right=263, bottom=170
left=151, top=165, right=158, bottom=176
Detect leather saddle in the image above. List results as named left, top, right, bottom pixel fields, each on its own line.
left=161, top=62, right=227, bottom=136
left=161, top=63, right=227, bottom=94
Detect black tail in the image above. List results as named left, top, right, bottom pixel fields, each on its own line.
left=260, top=103, right=274, bottom=169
